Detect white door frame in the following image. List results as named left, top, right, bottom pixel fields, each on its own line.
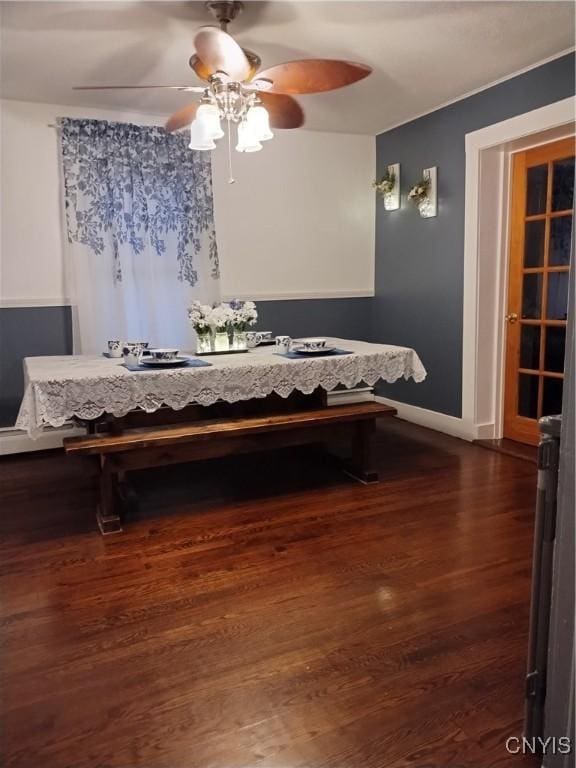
left=461, top=97, right=575, bottom=440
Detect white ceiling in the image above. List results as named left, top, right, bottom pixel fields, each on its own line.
left=1, top=1, right=574, bottom=135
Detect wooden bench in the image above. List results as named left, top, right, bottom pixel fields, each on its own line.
left=64, top=401, right=396, bottom=534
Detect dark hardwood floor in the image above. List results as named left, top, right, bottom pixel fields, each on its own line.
left=0, top=419, right=539, bottom=768
left=474, top=438, right=538, bottom=464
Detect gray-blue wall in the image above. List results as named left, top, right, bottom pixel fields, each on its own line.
left=374, top=52, right=575, bottom=417
left=0, top=306, right=73, bottom=427
left=255, top=298, right=373, bottom=341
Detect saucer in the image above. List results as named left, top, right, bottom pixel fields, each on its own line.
left=139, top=356, right=189, bottom=367
left=292, top=345, right=336, bottom=355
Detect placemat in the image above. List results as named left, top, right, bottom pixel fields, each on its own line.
left=275, top=348, right=354, bottom=359
left=122, top=358, right=212, bottom=371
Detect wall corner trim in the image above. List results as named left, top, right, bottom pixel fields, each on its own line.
left=0, top=298, right=71, bottom=308
left=220, top=290, right=375, bottom=302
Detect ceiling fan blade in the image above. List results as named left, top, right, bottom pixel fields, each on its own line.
left=193, top=26, right=250, bottom=81
left=258, top=93, right=304, bottom=129
left=165, top=103, right=199, bottom=133
left=253, top=59, right=372, bottom=95
left=243, top=78, right=273, bottom=92
left=74, top=85, right=206, bottom=92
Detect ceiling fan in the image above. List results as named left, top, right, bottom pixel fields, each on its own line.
left=75, top=1, right=372, bottom=176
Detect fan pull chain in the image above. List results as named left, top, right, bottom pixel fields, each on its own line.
left=227, top=118, right=235, bottom=185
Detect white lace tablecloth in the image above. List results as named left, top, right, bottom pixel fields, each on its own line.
left=16, top=338, right=426, bottom=438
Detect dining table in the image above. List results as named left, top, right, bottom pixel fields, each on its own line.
left=16, top=337, right=427, bottom=533
left=16, top=338, right=427, bottom=437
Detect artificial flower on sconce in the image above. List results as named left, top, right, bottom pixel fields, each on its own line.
left=373, top=163, right=400, bottom=211
left=408, top=167, right=437, bottom=218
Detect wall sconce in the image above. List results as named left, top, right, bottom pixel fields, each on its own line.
left=373, top=163, right=400, bottom=211
left=408, top=166, right=437, bottom=218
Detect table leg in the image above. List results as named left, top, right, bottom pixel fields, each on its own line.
left=96, top=456, right=123, bottom=535
left=345, top=420, right=379, bottom=484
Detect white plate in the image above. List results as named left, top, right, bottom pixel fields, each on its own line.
left=139, top=356, right=189, bottom=367
left=292, top=345, right=336, bottom=355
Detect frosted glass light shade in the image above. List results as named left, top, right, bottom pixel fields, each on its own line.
left=246, top=105, right=273, bottom=141
left=189, top=119, right=216, bottom=151
left=235, top=120, right=263, bottom=153
left=196, top=103, right=224, bottom=140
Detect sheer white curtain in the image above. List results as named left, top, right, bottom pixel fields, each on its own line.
left=59, top=118, right=220, bottom=353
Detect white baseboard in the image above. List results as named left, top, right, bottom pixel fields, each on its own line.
left=374, top=396, right=477, bottom=441
left=475, top=422, right=498, bottom=440
left=0, top=425, right=85, bottom=456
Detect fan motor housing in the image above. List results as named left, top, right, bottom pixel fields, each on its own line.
left=205, top=1, right=244, bottom=29
left=189, top=49, right=261, bottom=81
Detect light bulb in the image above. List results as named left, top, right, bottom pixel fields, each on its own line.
left=196, top=103, right=224, bottom=140
left=188, top=119, right=216, bottom=151
left=246, top=105, right=273, bottom=141
left=235, top=120, right=262, bottom=153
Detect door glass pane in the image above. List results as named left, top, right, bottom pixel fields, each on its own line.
left=544, top=326, right=566, bottom=373
left=526, top=164, right=548, bottom=215
left=549, top=216, right=572, bottom=266
left=546, top=272, right=569, bottom=320
left=524, top=220, right=546, bottom=267
left=542, top=377, right=563, bottom=417
left=518, top=374, right=539, bottom=418
left=522, top=273, right=542, bottom=319
left=551, top=157, right=575, bottom=212
left=520, top=325, right=541, bottom=370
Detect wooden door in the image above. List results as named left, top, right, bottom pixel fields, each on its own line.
left=504, top=137, right=574, bottom=445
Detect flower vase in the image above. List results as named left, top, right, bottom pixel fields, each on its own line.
left=418, top=197, right=433, bottom=218
left=196, top=330, right=212, bottom=354
left=214, top=330, right=229, bottom=353
left=232, top=330, right=247, bottom=351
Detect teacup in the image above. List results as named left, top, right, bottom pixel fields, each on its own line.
left=275, top=336, right=291, bottom=354
left=299, top=337, right=326, bottom=352
left=147, top=348, right=179, bottom=361
left=122, top=341, right=149, bottom=366
left=107, top=340, right=123, bottom=358
left=246, top=331, right=274, bottom=348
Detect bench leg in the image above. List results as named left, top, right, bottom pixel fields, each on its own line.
left=345, top=420, right=379, bottom=484
left=96, top=457, right=123, bottom=535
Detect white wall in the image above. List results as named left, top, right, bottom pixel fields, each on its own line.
left=0, top=99, right=375, bottom=305
left=213, top=129, right=375, bottom=300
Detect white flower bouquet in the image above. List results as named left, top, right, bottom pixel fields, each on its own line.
left=209, top=303, right=235, bottom=333
left=407, top=178, right=431, bottom=205
left=373, top=169, right=396, bottom=197
left=187, top=301, right=213, bottom=332
left=229, top=300, right=258, bottom=331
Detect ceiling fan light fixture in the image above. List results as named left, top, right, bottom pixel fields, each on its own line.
left=235, top=120, right=262, bottom=153
left=246, top=104, right=273, bottom=141
left=189, top=118, right=217, bottom=151
left=196, top=102, right=224, bottom=140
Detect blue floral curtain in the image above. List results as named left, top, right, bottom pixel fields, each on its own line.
left=58, top=118, right=221, bottom=353
left=60, top=118, right=219, bottom=285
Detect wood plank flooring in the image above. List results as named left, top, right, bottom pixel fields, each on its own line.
left=0, top=419, right=539, bottom=768
left=474, top=439, right=538, bottom=465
